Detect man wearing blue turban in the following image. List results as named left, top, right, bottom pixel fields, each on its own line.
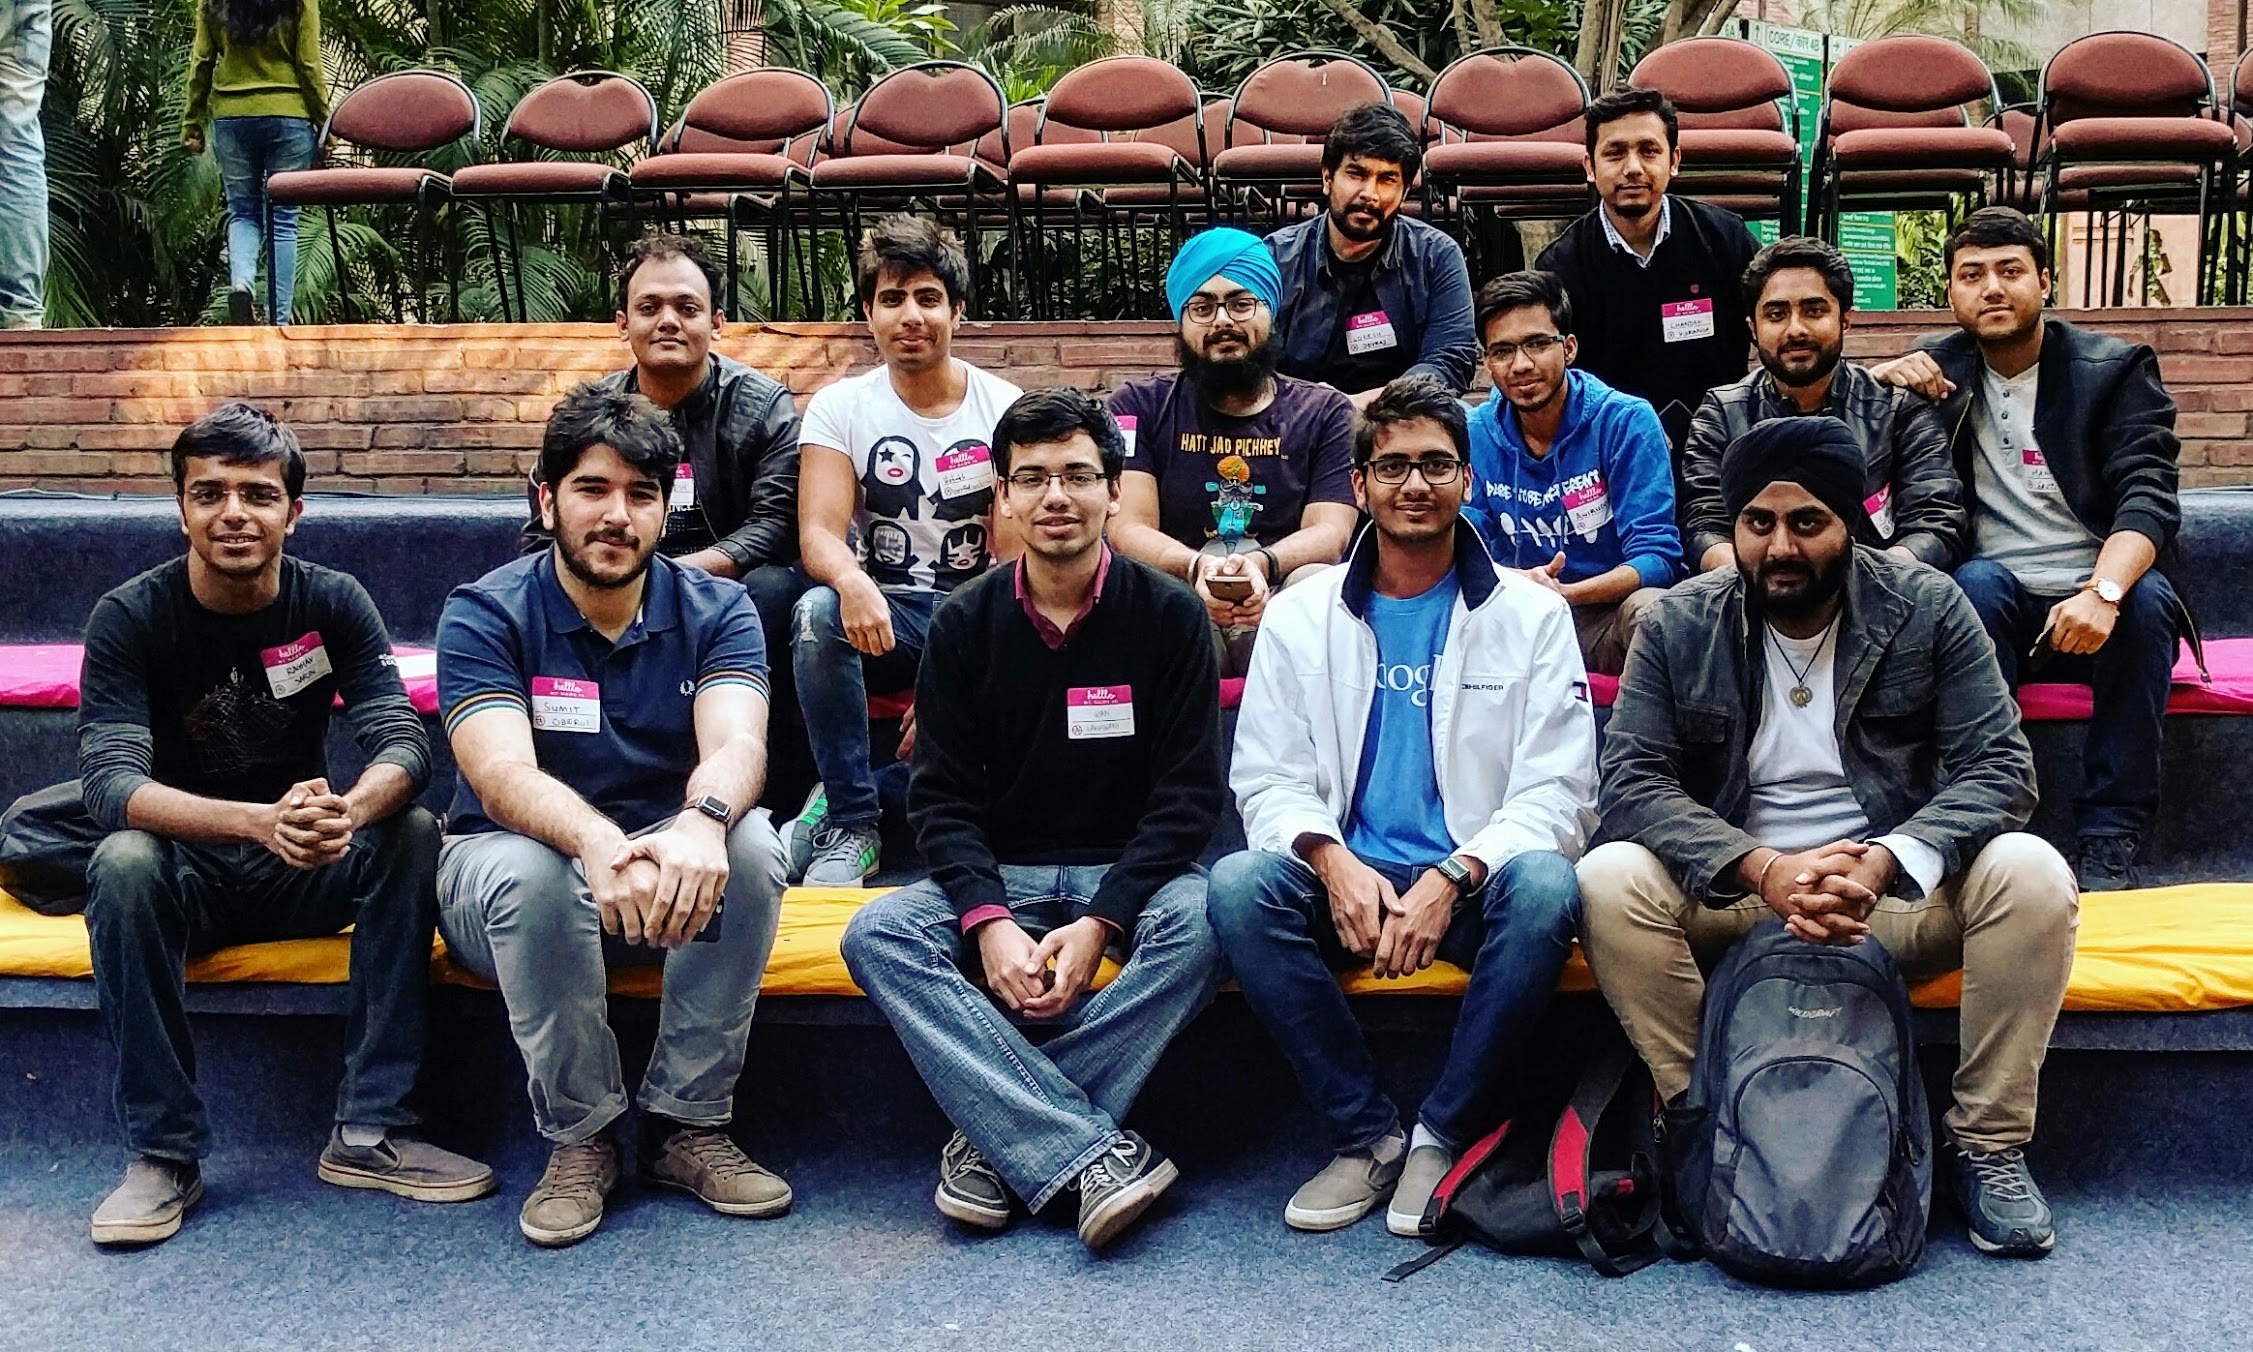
left=1105, top=227, right=1359, bottom=676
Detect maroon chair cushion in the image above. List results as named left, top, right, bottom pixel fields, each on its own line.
left=1829, top=167, right=1990, bottom=195
left=266, top=166, right=446, bottom=205
left=628, top=152, right=798, bottom=189
left=449, top=161, right=623, bottom=196
left=1008, top=141, right=1184, bottom=184
left=1429, top=50, right=1586, bottom=137
left=2056, top=162, right=2204, bottom=191
left=2048, top=115, right=2236, bottom=159
left=1832, top=125, right=2016, bottom=169
left=1676, top=128, right=1799, bottom=164
left=1232, top=55, right=1390, bottom=138
left=1825, top=35, right=1993, bottom=114
left=329, top=72, right=478, bottom=153
left=807, top=154, right=1002, bottom=190
left=850, top=65, right=1005, bottom=152
left=1424, top=139, right=1585, bottom=178
left=1631, top=38, right=1790, bottom=114
left=677, top=69, right=830, bottom=146
left=505, top=75, right=654, bottom=154
left=1211, top=142, right=1326, bottom=179
left=1044, top=57, right=1200, bottom=133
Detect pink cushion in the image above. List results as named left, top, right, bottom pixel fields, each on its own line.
left=0, top=644, right=438, bottom=714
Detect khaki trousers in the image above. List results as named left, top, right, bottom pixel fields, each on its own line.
left=1576, top=832, right=2079, bottom=1151
left=1572, top=586, right=1667, bottom=677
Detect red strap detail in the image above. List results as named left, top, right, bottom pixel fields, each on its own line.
left=1550, top=1104, right=1591, bottom=1211
left=1429, top=1118, right=1510, bottom=1208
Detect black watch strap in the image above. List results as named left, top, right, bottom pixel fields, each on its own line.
left=688, top=795, right=733, bottom=827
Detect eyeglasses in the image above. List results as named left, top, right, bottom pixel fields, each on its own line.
left=1004, top=468, right=1110, bottom=492
left=1363, top=456, right=1464, bottom=486
left=1484, top=334, right=1565, bottom=363
left=1182, top=293, right=1266, bottom=325
left=185, top=484, right=287, bottom=508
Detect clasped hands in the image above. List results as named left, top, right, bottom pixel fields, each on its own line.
left=580, top=816, right=731, bottom=949
left=978, top=915, right=1110, bottom=1019
left=1742, top=839, right=1898, bottom=946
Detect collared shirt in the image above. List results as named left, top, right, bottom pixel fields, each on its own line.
left=437, top=550, right=769, bottom=835
left=1263, top=211, right=1481, bottom=394
left=1599, top=194, right=1674, bottom=267
left=1013, top=544, right=1113, bottom=650
left=1969, top=361, right=2102, bottom=594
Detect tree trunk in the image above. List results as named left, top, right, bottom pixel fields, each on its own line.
left=1313, top=0, right=1437, bottom=83
left=1449, top=0, right=1474, bottom=57
left=1661, top=0, right=1743, bottom=46
left=1097, top=0, right=1145, bottom=56
left=1469, top=0, right=1503, bottom=49
left=1574, top=0, right=1629, bottom=91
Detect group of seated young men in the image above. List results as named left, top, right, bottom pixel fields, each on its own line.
left=72, top=90, right=2176, bottom=1268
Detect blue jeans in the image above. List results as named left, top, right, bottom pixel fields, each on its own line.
left=0, top=0, right=49, bottom=325
left=211, top=115, right=316, bottom=322
left=792, top=585, right=936, bottom=828
left=841, top=865, right=1221, bottom=1210
left=1207, top=848, right=1582, bottom=1153
left=1953, top=557, right=2177, bottom=841
left=435, top=817, right=786, bottom=1144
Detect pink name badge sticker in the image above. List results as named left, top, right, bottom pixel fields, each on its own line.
left=936, top=443, right=995, bottom=500
left=530, top=676, right=602, bottom=734
left=1561, top=474, right=1612, bottom=539
left=1864, top=484, right=1895, bottom=538
left=670, top=463, right=696, bottom=511
left=1066, top=685, right=1135, bottom=740
left=1344, top=309, right=1398, bottom=356
left=2021, top=446, right=2058, bottom=497
left=1660, top=298, right=1716, bottom=343
left=260, top=632, right=333, bottom=700
left=1116, top=414, right=1138, bottom=460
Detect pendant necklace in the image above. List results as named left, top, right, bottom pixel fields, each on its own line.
left=1769, top=619, right=1836, bottom=709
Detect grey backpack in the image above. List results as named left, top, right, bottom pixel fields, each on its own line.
left=1658, top=916, right=1931, bottom=1288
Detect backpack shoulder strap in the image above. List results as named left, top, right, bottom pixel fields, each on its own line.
left=1549, top=1042, right=1663, bottom=1277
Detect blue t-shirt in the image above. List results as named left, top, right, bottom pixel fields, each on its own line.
left=1344, top=573, right=1460, bottom=869
left=436, top=551, right=770, bottom=836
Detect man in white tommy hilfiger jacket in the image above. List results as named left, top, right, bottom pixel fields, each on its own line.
left=1207, top=374, right=1597, bottom=1239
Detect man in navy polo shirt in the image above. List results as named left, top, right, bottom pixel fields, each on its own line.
left=436, top=383, right=790, bottom=1249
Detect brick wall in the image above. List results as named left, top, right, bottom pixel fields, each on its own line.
left=0, top=311, right=2248, bottom=492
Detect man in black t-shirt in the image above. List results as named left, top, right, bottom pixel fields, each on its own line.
left=77, top=404, right=491, bottom=1247
left=1107, top=227, right=1359, bottom=675
left=1537, top=86, right=1760, bottom=451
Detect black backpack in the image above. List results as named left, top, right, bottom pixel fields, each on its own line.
left=1659, top=917, right=1931, bottom=1288
left=1386, top=1032, right=1663, bottom=1281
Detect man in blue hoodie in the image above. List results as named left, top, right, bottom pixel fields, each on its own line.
left=1463, top=270, right=1683, bottom=674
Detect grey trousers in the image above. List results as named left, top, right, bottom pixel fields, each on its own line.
left=437, top=816, right=785, bottom=1144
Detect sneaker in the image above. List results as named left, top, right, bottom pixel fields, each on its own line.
left=519, top=1135, right=621, bottom=1248
left=1944, top=1141, right=2056, bottom=1257
left=935, top=1130, right=1012, bottom=1230
left=1075, top=1131, right=1177, bottom=1252
left=1285, top=1138, right=1405, bottom=1232
left=1385, top=1144, right=1454, bottom=1238
left=227, top=286, right=254, bottom=326
left=778, top=783, right=827, bottom=883
left=644, top=1124, right=793, bottom=1218
left=90, top=1157, right=203, bottom=1246
left=318, top=1127, right=497, bottom=1203
left=2076, top=836, right=2140, bottom=893
left=802, top=820, right=880, bottom=886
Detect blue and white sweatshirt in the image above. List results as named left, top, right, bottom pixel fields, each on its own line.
left=1464, top=369, right=1683, bottom=591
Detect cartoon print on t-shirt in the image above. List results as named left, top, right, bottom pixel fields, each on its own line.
left=1205, top=453, right=1267, bottom=542
left=862, top=436, right=925, bottom=519
left=932, top=438, right=996, bottom=522
left=866, top=520, right=918, bottom=587
left=933, top=521, right=988, bottom=589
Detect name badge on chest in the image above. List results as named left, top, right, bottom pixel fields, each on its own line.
left=1562, top=475, right=1612, bottom=539
left=1660, top=299, right=1715, bottom=343
left=1864, top=484, right=1895, bottom=538
left=531, top=676, right=602, bottom=733
left=260, top=632, right=332, bottom=700
left=2021, top=446, right=2058, bottom=497
left=1345, top=310, right=1398, bottom=356
left=1116, top=414, right=1138, bottom=460
left=936, top=444, right=996, bottom=500
left=670, top=463, right=696, bottom=511
left=1066, top=685, right=1135, bottom=740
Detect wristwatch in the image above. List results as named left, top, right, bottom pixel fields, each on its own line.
left=687, top=795, right=733, bottom=828
left=2087, top=577, right=2124, bottom=606
left=1434, top=855, right=1479, bottom=894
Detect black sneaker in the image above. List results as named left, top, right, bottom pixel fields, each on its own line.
left=934, top=1130, right=1012, bottom=1230
left=2076, top=836, right=2140, bottom=892
left=227, top=286, right=254, bottom=326
left=1943, top=1141, right=2055, bottom=1257
left=1075, top=1132, right=1177, bottom=1252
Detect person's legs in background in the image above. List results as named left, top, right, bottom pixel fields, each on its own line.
left=0, top=0, right=51, bottom=328
left=210, top=115, right=315, bottom=323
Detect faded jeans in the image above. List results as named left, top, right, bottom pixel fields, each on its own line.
left=211, top=115, right=315, bottom=322
left=0, top=0, right=49, bottom=325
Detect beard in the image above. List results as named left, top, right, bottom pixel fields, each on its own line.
left=1180, top=333, right=1276, bottom=404
left=1747, top=549, right=1849, bottom=624
left=556, top=529, right=653, bottom=591
left=1758, top=338, right=1844, bottom=391
left=1329, top=198, right=1391, bottom=243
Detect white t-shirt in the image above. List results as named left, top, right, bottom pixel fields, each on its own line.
left=1745, top=621, right=1945, bottom=898
left=799, top=361, right=1024, bottom=595
left=1969, top=362, right=2101, bottom=596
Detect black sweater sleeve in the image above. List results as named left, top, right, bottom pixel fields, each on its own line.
left=325, top=572, right=431, bottom=796
left=908, top=597, right=1007, bottom=920
left=76, top=593, right=157, bottom=832
left=1079, top=584, right=1224, bottom=932
left=712, top=384, right=803, bottom=573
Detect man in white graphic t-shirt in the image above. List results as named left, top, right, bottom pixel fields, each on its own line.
left=790, top=215, right=1023, bottom=885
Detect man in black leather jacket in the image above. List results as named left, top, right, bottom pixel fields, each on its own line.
left=1680, top=236, right=1965, bottom=573
left=1873, top=208, right=2187, bottom=891
left=523, top=236, right=808, bottom=803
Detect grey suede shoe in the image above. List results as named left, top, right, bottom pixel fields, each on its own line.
left=319, top=1127, right=496, bottom=1203
left=90, top=1157, right=203, bottom=1246
left=644, top=1125, right=793, bottom=1218
left=1386, top=1144, right=1454, bottom=1238
left=1285, top=1140, right=1406, bottom=1232
left=519, top=1136, right=621, bottom=1248
left=935, top=1131, right=1012, bottom=1230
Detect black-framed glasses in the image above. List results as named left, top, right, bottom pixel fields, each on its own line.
left=1004, top=468, right=1110, bottom=492
left=1363, top=456, right=1464, bottom=486
left=1484, top=334, right=1565, bottom=363
left=1182, top=293, right=1266, bottom=324
left=185, top=483, right=287, bottom=508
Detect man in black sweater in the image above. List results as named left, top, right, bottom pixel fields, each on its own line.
left=841, top=387, right=1224, bottom=1255
left=78, top=405, right=492, bottom=1247
left=1537, top=86, right=1760, bottom=451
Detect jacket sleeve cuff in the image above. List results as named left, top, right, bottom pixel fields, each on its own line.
left=1628, top=554, right=1676, bottom=590
left=711, top=537, right=755, bottom=571
left=958, top=904, right=1012, bottom=935
left=1871, top=833, right=1944, bottom=901
left=1697, top=832, right=1764, bottom=906
left=1690, top=530, right=1728, bottom=564
left=2112, top=510, right=2174, bottom=554
left=943, top=872, right=1007, bottom=924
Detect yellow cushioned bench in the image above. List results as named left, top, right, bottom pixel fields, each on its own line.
left=7, top=885, right=2253, bottom=1014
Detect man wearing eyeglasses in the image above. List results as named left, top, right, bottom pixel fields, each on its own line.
left=1209, top=375, right=1594, bottom=1239
left=1107, top=227, right=1359, bottom=676
left=1463, top=270, right=1682, bottom=676
left=842, top=387, right=1224, bottom=1254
